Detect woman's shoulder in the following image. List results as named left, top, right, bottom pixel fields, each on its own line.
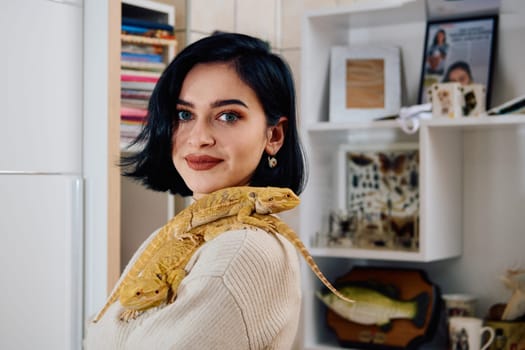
left=184, top=227, right=300, bottom=281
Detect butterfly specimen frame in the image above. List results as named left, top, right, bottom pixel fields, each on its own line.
left=337, top=143, right=420, bottom=251
left=329, top=45, right=401, bottom=122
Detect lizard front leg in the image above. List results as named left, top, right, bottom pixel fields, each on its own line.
left=236, top=203, right=280, bottom=231
left=166, top=268, right=187, bottom=304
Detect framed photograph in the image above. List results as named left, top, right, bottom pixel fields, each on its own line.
left=337, top=143, right=419, bottom=251
left=329, top=46, right=401, bottom=122
left=418, top=15, right=498, bottom=107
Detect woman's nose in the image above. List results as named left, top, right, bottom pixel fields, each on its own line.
left=187, top=118, right=215, bottom=147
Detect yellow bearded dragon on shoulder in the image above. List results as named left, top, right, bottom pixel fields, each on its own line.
left=92, top=186, right=300, bottom=323
left=117, top=213, right=356, bottom=322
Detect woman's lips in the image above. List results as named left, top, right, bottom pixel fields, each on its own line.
left=185, top=155, right=222, bottom=170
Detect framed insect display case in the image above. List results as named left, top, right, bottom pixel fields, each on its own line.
left=336, top=143, right=420, bottom=252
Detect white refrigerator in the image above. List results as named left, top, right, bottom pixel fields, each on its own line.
left=0, top=0, right=84, bottom=349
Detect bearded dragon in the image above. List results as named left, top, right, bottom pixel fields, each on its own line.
left=92, top=186, right=300, bottom=323
left=118, top=234, right=205, bottom=321
left=117, top=213, right=355, bottom=322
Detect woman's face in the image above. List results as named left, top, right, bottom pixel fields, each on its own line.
left=448, top=67, right=471, bottom=85
left=172, top=62, right=286, bottom=199
left=436, top=31, right=445, bottom=44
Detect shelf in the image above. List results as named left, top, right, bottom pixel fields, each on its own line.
left=306, top=114, right=525, bottom=132
left=305, top=0, right=424, bottom=29
left=310, top=246, right=425, bottom=262
left=299, top=0, right=525, bottom=348
left=121, top=34, right=177, bottom=46
left=306, top=120, right=400, bottom=132
left=119, top=0, right=177, bottom=280
left=306, top=0, right=416, bottom=16
left=422, top=113, right=525, bottom=130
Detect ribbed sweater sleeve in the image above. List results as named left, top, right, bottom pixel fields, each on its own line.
left=83, top=228, right=302, bottom=350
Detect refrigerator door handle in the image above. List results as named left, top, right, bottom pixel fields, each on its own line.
left=68, top=176, right=84, bottom=349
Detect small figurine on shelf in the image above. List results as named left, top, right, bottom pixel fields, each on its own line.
left=313, top=209, right=357, bottom=248
left=327, top=209, right=356, bottom=247
left=500, top=268, right=525, bottom=321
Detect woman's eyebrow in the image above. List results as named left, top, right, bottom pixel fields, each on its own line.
left=176, top=98, right=248, bottom=109
left=176, top=99, right=193, bottom=107
left=211, top=99, right=248, bottom=108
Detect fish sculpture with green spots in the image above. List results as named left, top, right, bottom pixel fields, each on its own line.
left=316, top=282, right=429, bottom=330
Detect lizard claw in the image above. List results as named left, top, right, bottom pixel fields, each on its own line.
left=119, top=309, right=142, bottom=322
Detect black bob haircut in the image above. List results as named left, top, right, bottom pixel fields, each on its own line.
left=121, top=32, right=307, bottom=197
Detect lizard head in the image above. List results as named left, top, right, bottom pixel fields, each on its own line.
left=119, top=278, right=169, bottom=311
left=253, top=187, right=300, bottom=214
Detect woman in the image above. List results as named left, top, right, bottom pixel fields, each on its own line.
left=84, top=32, right=307, bottom=349
left=443, top=60, right=474, bottom=86
left=426, top=29, right=449, bottom=75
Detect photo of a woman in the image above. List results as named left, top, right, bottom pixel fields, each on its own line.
left=426, top=29, right=449, bottom=75
left=419, top=16, right=497, bottom=105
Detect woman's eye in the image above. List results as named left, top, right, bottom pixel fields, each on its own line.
left=218, top=112, right=239, bottom=122
left=177, top=110, right=192, bottom=121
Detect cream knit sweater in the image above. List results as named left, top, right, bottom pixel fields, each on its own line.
left=84, top=227, right=302, bottom=350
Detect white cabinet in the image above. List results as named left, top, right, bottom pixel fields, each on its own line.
left=299, top=1, right=525, bottom=349
left=2, top=0, right=82, bottom=173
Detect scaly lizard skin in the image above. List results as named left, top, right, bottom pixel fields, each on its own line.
left=118, top=234, right=205, bottom=322
left=92, top=186, right=300, bottom=323
left=118, top=214, right=355, bottom=322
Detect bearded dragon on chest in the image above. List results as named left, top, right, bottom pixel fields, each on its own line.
left=92, top=186, right=300, bottom=323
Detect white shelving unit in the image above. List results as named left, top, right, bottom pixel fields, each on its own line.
left=299, top=0, right=525, bottom=349
left=119, top=0, right=179, bottom=271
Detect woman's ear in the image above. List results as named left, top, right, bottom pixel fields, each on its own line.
left=265, top=117, right=288, bottom=155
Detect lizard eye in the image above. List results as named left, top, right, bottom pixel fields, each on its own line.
left=136, top=291, right=141, bottom=296
left=155, top=290, right=160, bottom=294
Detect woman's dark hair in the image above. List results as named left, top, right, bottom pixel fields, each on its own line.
left=121, top=32, right=307, bottom=196
left=432, top=29, right=447, bottom=46
left=443, top=60, right=473, bottom=83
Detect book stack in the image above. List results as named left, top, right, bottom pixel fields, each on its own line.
left=120, top=16, right=175, bottom=148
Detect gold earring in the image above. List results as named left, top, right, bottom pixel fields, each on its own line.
left=268, top=156, right=278, bottom=168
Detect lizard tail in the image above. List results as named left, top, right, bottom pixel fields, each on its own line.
left=301, top=251, right=355, bottom=305
left=92, top=294, right=118, bottom=323
left=271, top=218, right=355, bottom=305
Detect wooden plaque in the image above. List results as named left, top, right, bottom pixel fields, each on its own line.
left=324, top=267, right=441, bottom=349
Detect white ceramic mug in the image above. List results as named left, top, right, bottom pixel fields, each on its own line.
left=449, top=316, right=495, bottom=350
